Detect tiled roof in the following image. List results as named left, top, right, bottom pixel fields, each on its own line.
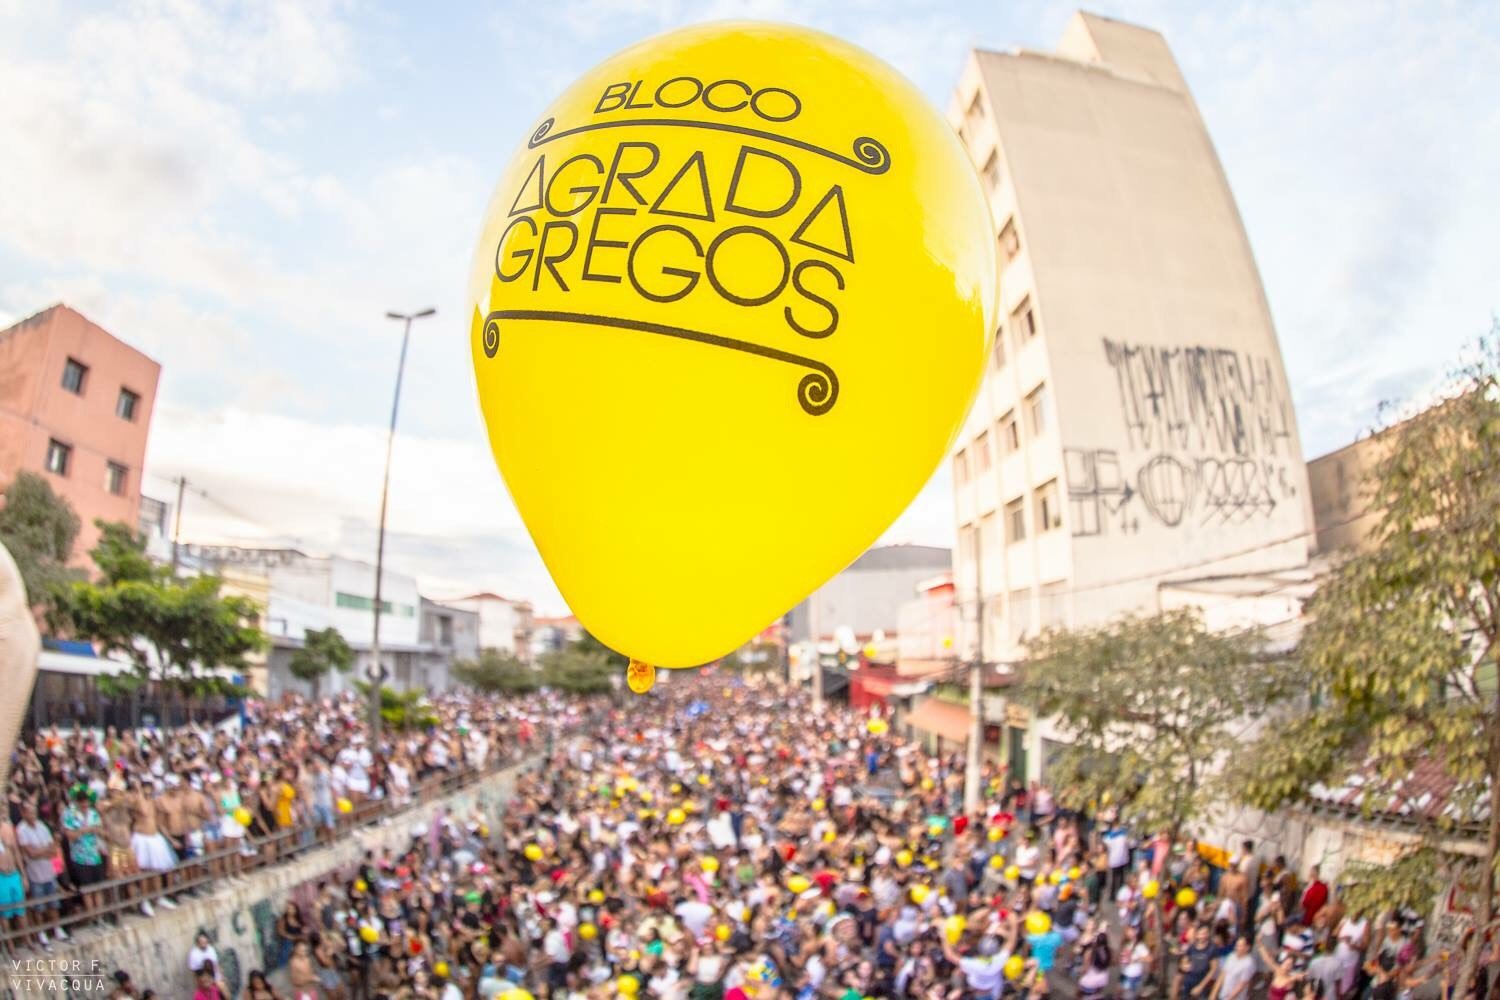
left=1307, top=755, right=1488, bottom=831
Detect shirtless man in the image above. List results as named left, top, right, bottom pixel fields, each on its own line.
left=100, top=792, right=150, bottom=916
left=0, top=816, right=28, bottom=946
left=127, top=781, right=177, bottom=910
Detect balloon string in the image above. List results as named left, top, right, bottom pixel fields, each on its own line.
left=626, top=659, right=656, bottom=694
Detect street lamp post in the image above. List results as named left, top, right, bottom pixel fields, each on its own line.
left=369, top=307, right=436, bottom=747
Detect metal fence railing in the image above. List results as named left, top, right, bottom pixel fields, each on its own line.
left=0, top=749, right=538, bottom=950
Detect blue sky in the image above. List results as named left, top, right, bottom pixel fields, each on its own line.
left=1, top=0, right=1496, bottom=614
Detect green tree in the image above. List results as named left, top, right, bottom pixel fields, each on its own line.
left=354, top=681, right=439, bottom=729
left=52, top=520, right=266, bottom=699
left=573, top=629, right=628, bottom=671
left=1019, top=608, right=1293, bottom=843
left=0, top=471, right=82, bottom=615
left=1233, top=335, right=1500, bottom=998
left=452, top=648, right=538, bottom=693
left=539, top=645, right=616, bottom=694
left=287, top=626, right=354, bottom=698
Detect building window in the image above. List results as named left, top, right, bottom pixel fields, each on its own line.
left=1000, top=411, right=1021, bottom=454
left=966, top=90, right=985, bottom=131
left=1008, top=587, right=1034, bottom=643
left=959, top=522, right=978, bottom=573
left=117, top=388, right=140, bottom=421
left=992, top=327, right=1007, bottom=370
left=983, top=151, right=1002, bottom=190
left=1005, top=496, right=1027, bottom=545
left=999, top=219, right=1021, bottom=259
left=45, top=439, right=72, bottom=476
left=61, top=358, right=88, bottom=395
left=105, top=461, right=128, bottom=496
left=1026, top=383, right=1050, bottom=437
left=974, top=431, right=991, bottom=473
left=954, top=448, right=969, bottom=485
left=1035, top=479, right=1062, bottom=532
left=1038, top=581, right=1068, bottom=631
left=1011, top=296, right=1037, bottom=341
left=439, top=616, right=454, bottom=647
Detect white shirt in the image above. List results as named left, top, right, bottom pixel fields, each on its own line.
left=1217, top=953, right=1256, bottom=1000
left=16, top=821, right=56, bottom=883
left=960, top=954, right=1005, bottom=992
left=675, top=900, right=714, bottom=938
left=1104, top=828, right=1130, bottom=868
left=543, top=929, right=570, bottom=963
left=188, top=944, right=219, bottom=972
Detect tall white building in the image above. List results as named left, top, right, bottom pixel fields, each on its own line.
left=948, top=15, right=1313, bottom=677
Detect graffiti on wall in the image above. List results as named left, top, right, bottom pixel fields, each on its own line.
left=1068, top=338, right=1299, bottom=536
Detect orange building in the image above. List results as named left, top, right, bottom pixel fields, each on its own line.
left=0, top=305, right=161, bottom=566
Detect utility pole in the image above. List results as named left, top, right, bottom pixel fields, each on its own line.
left=170, top=476, right=187, bottom=574
left=809, top=591, right=824, bottom=709
left=963, top=535, right=986, bottom=812
left=370, top=307, right=436, bottom=747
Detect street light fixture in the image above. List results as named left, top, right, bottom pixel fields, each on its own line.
left=369, top=307, right=436, bottom=746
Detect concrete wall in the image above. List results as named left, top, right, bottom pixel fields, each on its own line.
left=24, top=760, right=535, bottom=1000
left=0, top=305, right=161, bottom=567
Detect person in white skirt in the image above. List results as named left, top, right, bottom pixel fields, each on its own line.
left=126, top=781, right=178, bottom=909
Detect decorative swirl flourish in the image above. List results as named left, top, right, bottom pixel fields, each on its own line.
left=481, top=308, right=840, bottom=416
left=797, top=369, right=839, bottom=417
left=481, top=314, right=501, bottom=359
left=850, top=137, right=890, bottom=173
left=525, top=116, right=891, bottom=175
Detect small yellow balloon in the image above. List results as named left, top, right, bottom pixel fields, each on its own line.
left=987, top=826, right=1003, bottom=843
left=233, top=807, right=253, bottom=827
left=359, top=925, right=379, bottom=944
left=467, top=22, right=996, bottom=668
left=617, top=976, right=640, bottom=997
left=1143, top=879, right=1160, bottom=900
left=354, top=878, right=369, bottom=893
left=1048, top=870, right=1063, bottom=885
left=928, top=822, right=945, bottom=838
left=628, top=949, right=642, bottom=962
left=715, top=923, right=731, bottom=942
left=909, top=884, right=930, bottom=905
left=989, top=855, right=1004, bottom=870
left=1176, top=887, right=1198, bottom=908
left=1024, top=911, right=1051, bottom=936
left=895, top=849, right=914, bottom=868
left=697, top=773, right=711, bottom=786
left=701, top=856, right=720, bottom=873
left=579, top=922, right=598, bottom=940
left=1004, top=865, right=1020, bottom=882
left=866, top=718, right=889, bottom=735
left=786, top=874, right=811, bottom=894
left=499, top=991, right=534, bottom=1000
left=639, top=790, right=653, bottom=804
left=524, top=843, right=544, bottom=862
left=1004, top=956, right=1025, bottom=981
left=821, top=828, right=836, bottom=843
left=1068, top=866, right=1081, bottom=880
left=944, top=914, right=966, bottom=944
left=588, top=889, right=606, bottom=904
left=811, top=798, right=825, bottom=812
left=434, top=961, right=450, bottom=978
left=626, top=659, right=656, bottom=693
left=667, top=807, right=687, bottom=826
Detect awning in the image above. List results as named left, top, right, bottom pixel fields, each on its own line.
left=904, top=698, right=972, bottom=742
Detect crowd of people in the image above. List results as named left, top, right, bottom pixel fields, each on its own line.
left=2, top=689, right=574, bottom=950
left=27, top=678, right=1482, bottom=1000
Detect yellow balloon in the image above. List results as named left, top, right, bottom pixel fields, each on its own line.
left=895, top=849, right=913, bottom=868
left=987, top=827, right=1003, bottom=843
left=588, top=889, right=606, bottom=904
left=988, top=855, right=1004, bottom=870
left=467, top=22, right=995, bottom=668
left=866, top=718, right=889, bottom=735
left=579, top=922, right=598, bottom=940
left=354, top=878, right=369, bottom=893
left=626, top=658, right=656, bottom=694
left=434, top=961, right=450, bottom=978
left=697, top=774, right=711, bottom=786
left=233, top=807, right=252, bottom=827
left=909, top=884, right=930, bottom=905
left=617, top=976, right=640, bottom=997
left=1048, top=870, right=1063, bottom=885
left=821, top=828, right=836, bottom=843
left=1004, top=956, right=1025, bottom=981
left=786, top=874, right=811, bottom=894
left=1176, top=887, right=1198, bottom=908
left=944, top=914, right=966, bottom=944
left=1024, top=910, right=1051, bottom=936
left=701, top=856, right=720, bottom=873
left=811, top=798, right=825, bottom=812
left=1004, top=865, right=1020, bottom=882
left=524, top=843, right=544, bottom=862
left=1143, top=879, right=1160, bottom=899
left=921, top=778, right=935, bottom=791
left=359, top=925, right=379, bottom=944
left=715, top=923, right=731, bottom=942
left=499, top=991, right=534, bottom=1000
left=667, top=808, right=687, bottom=825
